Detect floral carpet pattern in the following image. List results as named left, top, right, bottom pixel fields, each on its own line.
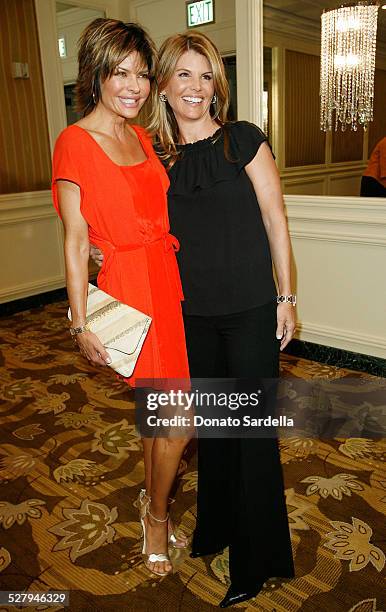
left=0, top=301, right=385, bottom=611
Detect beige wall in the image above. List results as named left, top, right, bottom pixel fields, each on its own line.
left=127, top=0, right=235, bottom=52
left=286, top=196, right=386, bottom=359
left=57, top=1, right=235, bottom=86
left=0, top=0, right=51, bottom=194
left=285, top=50, right=325, bottom=168
left=0, top=191, right=65, bottom=302
left=57, top=7, right=105, bottom=84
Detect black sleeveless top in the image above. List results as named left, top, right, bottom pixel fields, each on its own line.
left=166, top=121, right=277, bottom=316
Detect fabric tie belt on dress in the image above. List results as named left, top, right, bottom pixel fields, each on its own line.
left=114, top=233, right=180, bottom=254
left=89, top=231, right=180, bottom=254
left=89, top=231, right=184, bottom=301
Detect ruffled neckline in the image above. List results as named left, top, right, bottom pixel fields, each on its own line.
left=176, top=126, right=223, bottom=152
left=167, top=121, right=268, bottom=195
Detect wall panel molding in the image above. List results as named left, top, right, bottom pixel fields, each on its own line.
left=0, top=191, right=55, bottom=224
left=0, top=191, right=65, bottom=303
left=0, top=276, right=66, bottom=304
left=296, top=322, right=386, bottom=359
left=285, top=196, right=386, bottom=246
left=285, top=196, right=386, bottom=223
left=285, top=195, right=386, bottom=359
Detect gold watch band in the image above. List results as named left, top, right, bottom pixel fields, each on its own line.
left=69, top=324, right=88, bottom=336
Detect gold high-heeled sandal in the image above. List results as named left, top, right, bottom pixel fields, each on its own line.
left=135, top=489, right=189, bottom=549
left=141, top=500, right=172, bottom=577
left=168, top=523, right=189, bottom=549
left=136, top=488, right=149, bottom=519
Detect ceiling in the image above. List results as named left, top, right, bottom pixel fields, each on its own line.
left=264, top=1, right=386, bottom=43
left=54, top=1, right=386, bottom=47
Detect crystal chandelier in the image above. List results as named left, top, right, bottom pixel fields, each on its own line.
left=320, top=2, right=379, bottom=131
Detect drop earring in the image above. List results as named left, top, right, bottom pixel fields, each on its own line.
left=159, top=93, right=167, bottom=102
left=212, top=94, right=217, bottom=104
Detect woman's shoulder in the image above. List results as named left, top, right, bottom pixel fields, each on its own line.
left=54, top=124, right=88, bottom=153
left=56, top=124, right=86, bottom=140
left=225, top=121, right=272, bottom=164
left=225, top=120, right=267, bottom=142
left=52, top=125, right=92, bottom=178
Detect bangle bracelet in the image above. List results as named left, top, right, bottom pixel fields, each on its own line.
left=69, top=324, right=88, bottom=336
left=277, top=294, right=296, bottom=306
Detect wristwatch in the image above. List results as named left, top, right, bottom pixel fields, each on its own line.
left=277, top=294, right=297, bottom=306
left=69, top=324, right=89, bottom=336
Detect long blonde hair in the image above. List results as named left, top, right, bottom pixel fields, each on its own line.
left=148, top=31, right=230, bottom=164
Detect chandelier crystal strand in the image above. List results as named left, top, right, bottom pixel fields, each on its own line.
left=320, top=2, right=378, bottom=132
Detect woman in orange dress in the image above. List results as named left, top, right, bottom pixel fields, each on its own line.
left=52, top=19, right=190, bottom=577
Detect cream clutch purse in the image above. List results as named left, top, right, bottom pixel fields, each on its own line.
left=68, top=283, right=152, bottom=377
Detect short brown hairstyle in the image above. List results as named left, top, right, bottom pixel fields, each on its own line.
left=75, top=18, right=157, bottom=116
left=148, top=31, right=230, bottom=163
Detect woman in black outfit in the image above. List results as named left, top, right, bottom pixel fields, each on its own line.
left=154, top=31, right=295, bottom=608
left=92, top=30, right=296, bottom=608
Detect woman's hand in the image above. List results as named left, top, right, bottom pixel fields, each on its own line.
left=276, top=303, right=296, bottom=351
left=74, top=330, right=112, bottom=366
left=90, top=245, right=104, bottom=267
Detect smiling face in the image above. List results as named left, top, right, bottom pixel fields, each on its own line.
left=162, top=49, right=215, bottom=124
left=99, top=51, right=151, bottom=119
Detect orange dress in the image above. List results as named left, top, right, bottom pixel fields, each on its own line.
left=363, top=137, right=386, bottom=188
left=52, top=124, right=189, bottom=387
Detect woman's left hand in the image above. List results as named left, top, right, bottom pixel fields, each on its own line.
left=90, top=244, right=104, bottom=267
left=276, top=303, right=296, bottom=351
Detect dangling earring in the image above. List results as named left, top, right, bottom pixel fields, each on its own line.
left=159, top=92, right=167, bottom=102
left=212, top=94, right=217, bottom=104
left=92, top=91, right=96, bottom=104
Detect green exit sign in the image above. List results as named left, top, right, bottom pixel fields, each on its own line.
left=187, top=0, right=215, bottom=28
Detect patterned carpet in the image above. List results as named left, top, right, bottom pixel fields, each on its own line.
left=0, top=301, right=385, bottom=611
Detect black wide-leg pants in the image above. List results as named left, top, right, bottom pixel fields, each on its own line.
left=183, top=301, right=295, bottom=589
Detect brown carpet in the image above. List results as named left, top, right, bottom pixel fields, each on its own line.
left=0, top=301, right=385, bottom=611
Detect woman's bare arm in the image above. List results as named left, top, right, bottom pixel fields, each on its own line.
left=57, top=180, right=110, bottom=366
left=245, top=143, right=296, bottom=350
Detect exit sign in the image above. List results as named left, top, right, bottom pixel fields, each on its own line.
left=187, top=0, right=215, bottom=28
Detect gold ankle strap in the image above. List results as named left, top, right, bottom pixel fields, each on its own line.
left=147, top=503, right=169, bottom=523
left=141, top=491, right=175, bottom=506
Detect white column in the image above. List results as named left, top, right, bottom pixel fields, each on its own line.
left=34, top=0, right=120, bottom=154
left=34, top=0, right=67, bottom=154
left=235, top=0, right=264, bottom=127
left=271, top=46, right=285, bottom=169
